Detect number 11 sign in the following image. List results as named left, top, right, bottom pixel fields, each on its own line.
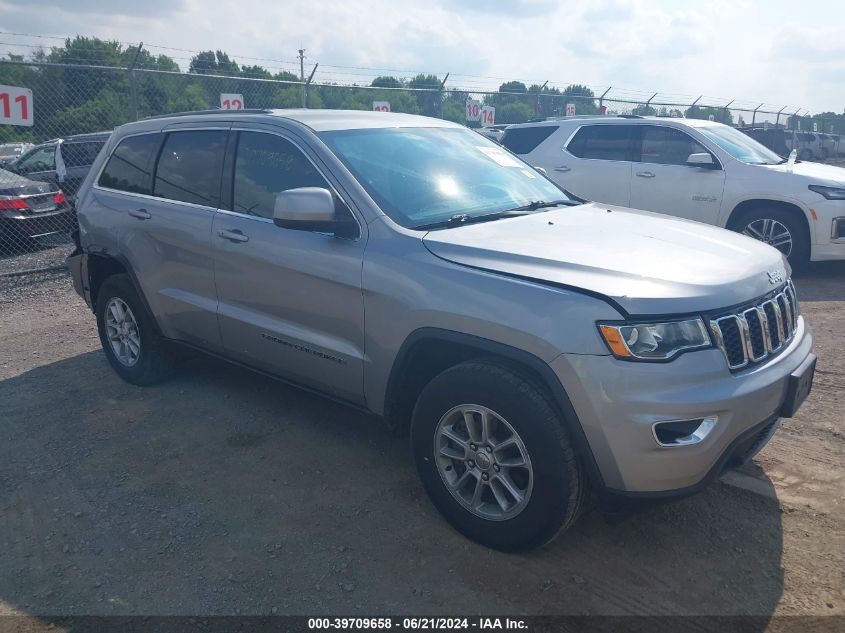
left=0, top=85, right=33, bottom=127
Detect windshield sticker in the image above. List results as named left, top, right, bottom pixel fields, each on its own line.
left=520, top=169, right=536, bottom=179
left=476, top=146, right=523, bottom=168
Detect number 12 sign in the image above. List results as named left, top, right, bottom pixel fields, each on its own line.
left=220, top=94, right=245, bottom=110
left=0, top=85, right=33, bottom=127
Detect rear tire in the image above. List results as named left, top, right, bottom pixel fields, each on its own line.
left=729, top=206, right=810, bottom=268
left=411, top=360, right=586, bottom=551
left=95, top=274, right=174, bottom=385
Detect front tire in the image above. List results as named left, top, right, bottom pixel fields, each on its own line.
left=729, top=206, right=810, bottom=268
left=95, top=274, right=173, bottom=385
left=411, top=360, right=586, bottom=551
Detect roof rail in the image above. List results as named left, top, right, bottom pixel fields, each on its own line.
left=143, top=108, right=273, bottom=121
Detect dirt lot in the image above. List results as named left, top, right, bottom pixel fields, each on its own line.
left=0, top=262, right=843, bottom=622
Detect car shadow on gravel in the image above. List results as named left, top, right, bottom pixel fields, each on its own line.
left=0, top=350, right=784, bottom=621
left=793, top=261, right=845, bottom=301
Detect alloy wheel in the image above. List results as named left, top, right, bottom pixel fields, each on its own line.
left=743, top=218, right=793, bottom=257
left=105, top=297, right=141, bottom=367
left=434, top=404, right=533, bottom=521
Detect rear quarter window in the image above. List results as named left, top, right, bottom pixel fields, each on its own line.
left=501, top=126, right=557, bottom=155
left=98, top=134, right=160, bottom=195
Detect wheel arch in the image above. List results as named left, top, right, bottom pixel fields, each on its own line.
left=85, top=252, right=161, bottom=334
left=383, top=327, right=606, bottom=490
left=725, top=198, right=812, bottom=242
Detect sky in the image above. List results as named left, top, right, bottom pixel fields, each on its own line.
left=0, top=0, right=843, bottom=115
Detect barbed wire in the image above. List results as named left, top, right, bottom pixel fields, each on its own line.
left=0, top=30, right=814, bottom=115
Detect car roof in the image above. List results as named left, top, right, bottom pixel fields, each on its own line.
left=29, top=131, right=111, bottom=148
left=506, top=115, right=726, bottom=129
left=138, top=108, right=464, bottom=133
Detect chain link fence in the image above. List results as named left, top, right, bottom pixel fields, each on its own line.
left=0, top=58, right=836, bottom=276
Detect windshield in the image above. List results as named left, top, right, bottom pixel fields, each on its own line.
left=320, top=127, right=571, bottom=229
left=696, top=125, right=784, bottom=165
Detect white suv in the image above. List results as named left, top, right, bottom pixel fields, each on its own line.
left=502, top=116, right=845, bottom=265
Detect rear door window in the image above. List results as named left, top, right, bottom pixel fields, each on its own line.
left=153, top=130, right=227, bottom=207
left=62, top=141, right=105, bottom=168
left=98, top=134, right=160, bottom=195
left=637, top=126, right=709, bottom=166
left=566, top=125, right=633, bottom=161
left=500, top=126, right=558, bottom=155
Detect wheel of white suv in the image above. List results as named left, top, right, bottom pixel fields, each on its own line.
left=95, top=274, right=173, bottom=385
left=411, top=360, right=586, bottom=551
left=729, top=206, right=810, bottom=267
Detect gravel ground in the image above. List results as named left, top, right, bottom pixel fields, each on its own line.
left=0, top=264, right=843, bottom=622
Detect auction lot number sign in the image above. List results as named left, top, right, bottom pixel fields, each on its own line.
left=466, top=100, right=496, bottom=125
left=0, top=85, right=33, bottom=126
left=373, top=101, right=391, bottom=112
left=220, top=94, right=245, bottom=110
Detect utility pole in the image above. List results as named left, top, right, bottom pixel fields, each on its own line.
left=298, top=48, right=306, bottom=107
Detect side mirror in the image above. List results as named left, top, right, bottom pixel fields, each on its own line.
left=686, top=152, right=718, bottom=169
left=273, top=187, right=358, bottom=238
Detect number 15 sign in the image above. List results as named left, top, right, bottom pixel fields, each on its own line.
left=0, top=85, right=33, bottom=127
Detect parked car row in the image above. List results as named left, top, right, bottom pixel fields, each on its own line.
left=499, top=115, right=845, bottom=265
left=741, top=127, right=841, bottom=161
left=0, top=132, right=109, bottom=250
left=0, top=141, right=35, bottom=167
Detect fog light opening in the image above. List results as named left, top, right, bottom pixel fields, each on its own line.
left=653, top=416, right=717, bottom=447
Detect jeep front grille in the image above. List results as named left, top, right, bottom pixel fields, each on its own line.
left=709, top=281, right=799, bottom=371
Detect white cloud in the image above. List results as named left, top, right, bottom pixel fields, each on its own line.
left=0, top=0, right=841, bottom=112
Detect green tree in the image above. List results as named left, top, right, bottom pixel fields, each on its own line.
left=685, top=105, right=733, bottom=125
left=408, top=74, right=442, bottom=116
left=371, top=76, right=403, bottom=89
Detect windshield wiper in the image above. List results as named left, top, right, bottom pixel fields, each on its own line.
left=412, top=200, right=576, bottom=231
left=502, top=199, right=578, bottom=213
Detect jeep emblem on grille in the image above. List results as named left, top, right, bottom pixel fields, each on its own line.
left=767, top=270, right=783, bottom=285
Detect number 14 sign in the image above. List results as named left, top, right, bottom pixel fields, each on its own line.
left=0, top=85, right=33, bottom=127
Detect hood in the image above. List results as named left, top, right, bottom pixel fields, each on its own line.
left=761, top=160, right=845, bottom=184
left=422, top=203, right=788, bottom=316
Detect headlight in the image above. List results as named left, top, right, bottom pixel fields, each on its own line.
left=597, top=318, right=711, bottom=361
left=808, top=184, right=845, bottom=200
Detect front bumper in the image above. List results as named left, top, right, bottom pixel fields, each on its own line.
left=551, top=316, right=813, bottom=494
left=810, top=199, right=845, bottom=261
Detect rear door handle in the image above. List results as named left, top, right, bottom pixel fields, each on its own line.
left=128, top=208, right=151, bottom=220
left=218, top=229, right=249, bottom=243
left=636, top=171, right=656, bottom=178
left=554, top=165, right=571, bottom=172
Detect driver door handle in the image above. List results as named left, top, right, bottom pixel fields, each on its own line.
left=128, top=208, right=151, bottom=220
left=554, top=165, right=571, bottom=173
left=218, top=229, right=249, bottom=243
left=636, top=171, right=656, bottom=178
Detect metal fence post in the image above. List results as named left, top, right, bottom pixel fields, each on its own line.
left=438, top=73, right=449, bottom=119
left=127, top=42, right=143, bottom=121
left=305, top=64, right=318, bottom=108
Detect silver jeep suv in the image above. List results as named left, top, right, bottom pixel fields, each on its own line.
left=68, top=109, right=816, bottom=551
